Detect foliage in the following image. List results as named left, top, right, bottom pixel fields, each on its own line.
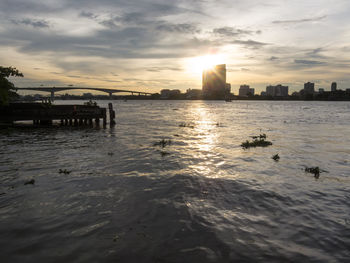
left=272, top=154, right=280, bottom=161
left=0, top=66, right=23, bottom=105
left=153, top=139, right=172, bottom=148
left=305, top=166, right=320, bottom=178
left=241, top=134, right=272, bottom=149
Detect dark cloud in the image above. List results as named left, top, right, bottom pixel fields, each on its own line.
left=272, top=15, right=327, bottom=24
left=213, top=27, right=254, bottom=37
left=232, top=39, right=268, bottom=49
left=269, top=56, right=279, bottom=61
left=11, top=18, right=49, bottom=28
left=294, top=59, right=326, bottom=65
left=79, top=11, right=98, bottom=19
left=156, top=23, right=200, bottom=34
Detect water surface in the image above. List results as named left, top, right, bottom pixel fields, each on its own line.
left=1, top=100, right=349, bottom=262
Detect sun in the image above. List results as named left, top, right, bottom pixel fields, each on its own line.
left=186, top=54, right=224, bottom=75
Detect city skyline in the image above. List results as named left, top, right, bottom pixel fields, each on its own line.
left=1, top=0, right=350, bottom=94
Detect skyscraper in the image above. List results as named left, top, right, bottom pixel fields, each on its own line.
left=202, top=64, right=227, bottom=99
left=266, top=84, right=289, bottom=97
left=304, top=82, right=315, bottom=94
left=331, top=82, right=337, bottom=92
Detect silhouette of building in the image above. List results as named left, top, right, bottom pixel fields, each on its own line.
left=202, top=64, right=228, bottom=99
left=319, top=88, right=325, bottom=93
left=186, top=89, right=202, bottom=99
left=225, top=83, right=231, bottom=94
left=266, top=84, right=288, bottom=97
left=304, top=82, right=315, bottom=94
left=331, top=82, right=337, bottom=92
left=239, top=85, right=254, bottom=96
left=161, top=89, right=181, bottom=99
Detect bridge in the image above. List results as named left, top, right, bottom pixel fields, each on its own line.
left=17, top=87, right=153, bottom=101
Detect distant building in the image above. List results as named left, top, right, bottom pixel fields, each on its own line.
left=261, top=91, right=267, bottom=96
left=160, top=89, right=181, bottom=99
left=225, top=83, right=231, bottom=94
left=186, top=89, right=202, bottom=99
left=266, top=84, right=289, bottom=97
left=331, top=82, right=337, bottom=92
left=239, top=85, right=254, bottom=96
left=304, top=82, right=315, bottom=94
left=319, top=88, right=325, bottom=93
left=160, top=89, right=171, bottom=99
left=202, top=64, right=228, bottom=99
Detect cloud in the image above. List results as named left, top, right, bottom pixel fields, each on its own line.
left=232, top=39, right=268, bottom=49
left=146, top=67, right=182, bottom=72
left=294, top=59, right=326, bottom=65
left=213, top=27, right=255, bottom=37
left=11, top=18, right=49, bottom=28
left=79, top=11, right=98, bottom=19
left=156, top=23, right=200, bottom=34
left=272, top=15, right=327, bottom=24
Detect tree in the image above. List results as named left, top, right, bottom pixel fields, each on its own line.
left=0, top=66, right=23, bottom=105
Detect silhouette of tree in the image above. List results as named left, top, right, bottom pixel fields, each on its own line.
left=0, top=66, right=23, bottom=105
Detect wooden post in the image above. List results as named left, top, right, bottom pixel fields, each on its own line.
left=102, top=108, right=107, bottom=127
left=69, top=119, right=73, bottom=126
left=108, top=103, right=116, bottom=125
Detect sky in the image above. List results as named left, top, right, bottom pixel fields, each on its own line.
left=1, top=0, right=350, bottom=95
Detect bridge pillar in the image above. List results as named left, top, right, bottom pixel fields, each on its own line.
left=50, top=91, right=55, bottom=102
left=108, top=92, right=112, bottom=98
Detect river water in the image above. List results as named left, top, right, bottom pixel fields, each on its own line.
left=0, top=100, right=349, bottom=262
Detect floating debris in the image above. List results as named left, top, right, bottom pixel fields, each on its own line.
left=153, top=139, right=172, bottom=148
left=160, top=151, right=170, bottom=157
left=272, top=154, right=280, bottom=161
left=179, top=123, right=195, bottom=128
left=251, top=133, right=267, bottom=140
left=0, top=192, right=6, bottom=196
left=107, top=152, right=114, bottom=156
left=24, top=179, right=35, bottom=185
left=305, top=166, right=320, bottom=178
left=59, top=169, right=71, bottom=174
left=241, top=134, right=272, bottom=149
left=113, top=234, right=119, bottom=242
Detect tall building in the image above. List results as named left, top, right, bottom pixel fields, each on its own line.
left=331, top=82, right=337, bottom=92
left=239, top=85, right=254, bottom=96
left=304, top=82, right=315, bottom=94
left=266, top=84, right=289, bottom=97
left=202, top=64, right=227, bottom=99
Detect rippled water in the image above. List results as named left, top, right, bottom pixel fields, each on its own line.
left=1, top=100, right=349, bottom=262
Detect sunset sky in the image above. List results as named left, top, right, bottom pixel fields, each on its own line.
left=1, top=0, right=350, bottom=95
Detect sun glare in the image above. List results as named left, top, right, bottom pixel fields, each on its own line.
left=186, top=54, right=224, bottom=75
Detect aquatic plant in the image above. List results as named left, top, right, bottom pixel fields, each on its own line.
left=179, top=123, right=195, bottom=128
left=153, top=139, right=172, bottom=148
left=272, top=154, right=280, bottom=161
left=305, top=166, right=320, bottom=178
left=24, top=179, right=35, bottom=185
left=59, top=169, right=71, bottom=174
left=160, top=151, right=170, bottom=157
left=241, top=134, right=272, bottom=149
left=251, top=133, right=266, bottom=140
